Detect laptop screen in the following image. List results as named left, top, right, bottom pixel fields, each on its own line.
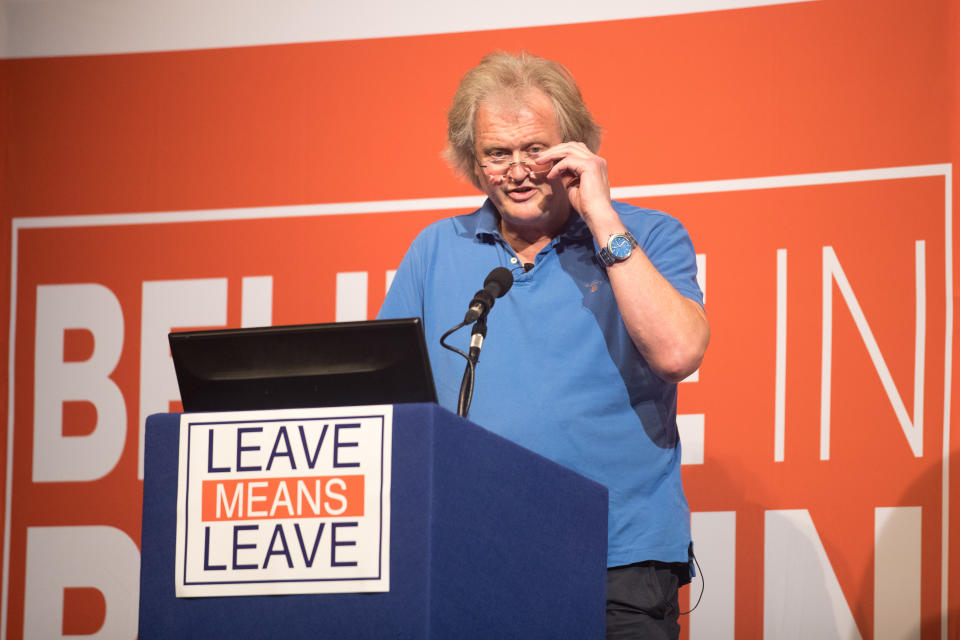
left=169, top=318, right=437, bottom=412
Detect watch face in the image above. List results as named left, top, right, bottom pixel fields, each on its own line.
left=609, top=235, right=633, bottom=259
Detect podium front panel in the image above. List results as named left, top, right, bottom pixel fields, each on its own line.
left=139, top=404, right=607, bottom=639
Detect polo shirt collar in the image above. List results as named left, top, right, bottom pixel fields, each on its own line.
left=474, top=199, right=502, bottom=238
left=474, top=198, right=593, bottom=246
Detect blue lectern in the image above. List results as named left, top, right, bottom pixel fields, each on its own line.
left=139, top=404, right=608, bottom=639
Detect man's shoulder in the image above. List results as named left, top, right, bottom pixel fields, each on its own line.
left=611, top=200, right=678, bottom=223
left=410, top=202, right=491, bottom=245
left=611, top=200, right=689, bottom=238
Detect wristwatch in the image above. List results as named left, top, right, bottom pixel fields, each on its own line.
left=597, top=231, right=638, bottom=268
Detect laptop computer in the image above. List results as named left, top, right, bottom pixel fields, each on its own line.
left=169, top=318, right=437, bottom=412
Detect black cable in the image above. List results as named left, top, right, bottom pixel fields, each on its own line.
left=679, top=551, right=704, bottom=615
left=440, top=320, right=476, bottom=418
left=457, top=358, right=476, bottom=417
left=439, top=321, right=471, bottom=360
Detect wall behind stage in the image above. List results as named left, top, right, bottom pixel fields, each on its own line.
left=1, top=0, right=957, bottom=637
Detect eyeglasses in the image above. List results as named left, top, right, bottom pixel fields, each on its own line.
left=477, top=151, right=553, bottom=179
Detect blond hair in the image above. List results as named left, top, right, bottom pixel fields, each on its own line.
left=444, top=51, right=602, bottom=189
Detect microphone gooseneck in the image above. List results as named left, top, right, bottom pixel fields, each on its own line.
left=439, top=267, right=514, bottom=418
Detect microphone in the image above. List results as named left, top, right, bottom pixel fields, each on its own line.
left=463, top=267, right=514, bottom=323
left=468, top=317, right=487, bottom=363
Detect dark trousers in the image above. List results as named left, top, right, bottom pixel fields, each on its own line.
left=606, top=561, right=687, bottom=640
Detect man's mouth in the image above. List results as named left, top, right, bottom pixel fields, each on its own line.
left=506, top=186, right=537, bottom=201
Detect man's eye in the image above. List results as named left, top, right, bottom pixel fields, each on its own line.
left=528, top=146, right=544, bottom=154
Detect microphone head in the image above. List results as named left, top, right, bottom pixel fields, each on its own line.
left=484, top=267, right=514, bottom=299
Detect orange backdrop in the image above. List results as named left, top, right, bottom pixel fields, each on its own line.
left=1, top=0, right=957, bottom=637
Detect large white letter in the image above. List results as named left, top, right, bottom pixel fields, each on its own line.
left=24, top=526, right=139, bottom=639
left=679, top=254, right=706, bottom=465
left=681, top=253, right=707, bottom=384
left=241, top=275, right=273, bottom=328
left=820, top=242, right=925, bottom=459
left=139, top=278, right=226, bottom=478
left=874, top=506, right=921, bottom=640
left=764, top=509, right=862, bottom=639
left=33, top=284, right=126, bottom=482
left=689, top=511, right=735, bottom=640
left=336, top=271, right=368, bottom=322
left=775, top=249, right=787, bottom=462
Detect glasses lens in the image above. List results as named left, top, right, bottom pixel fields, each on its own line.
left=481, top=156, right=552, bottom=177
left=524, top=159, right=552, bottom=174
left=483, top=162, right=509, bottom=176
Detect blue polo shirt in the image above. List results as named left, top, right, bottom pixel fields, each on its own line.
left=378, top=199, right=703, bottom=568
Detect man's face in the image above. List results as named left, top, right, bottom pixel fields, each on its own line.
left=472, top=90, right=571, bottom=234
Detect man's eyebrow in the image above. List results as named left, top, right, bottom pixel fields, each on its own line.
left=481, top=139, right=549, bottom=152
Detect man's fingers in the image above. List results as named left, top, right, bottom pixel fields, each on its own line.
left=532, top=141, right=592, bottom=164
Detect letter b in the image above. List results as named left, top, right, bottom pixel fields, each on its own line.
left=24, top=526, right=139, bottom=639
left=33, top=284, right=126, bottom=482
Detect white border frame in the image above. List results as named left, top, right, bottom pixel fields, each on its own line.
left=3, top=0, right=818, bottom=59
left=3, top=163, right=953, bottom=638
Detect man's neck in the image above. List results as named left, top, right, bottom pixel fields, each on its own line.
left=498, top=211, right=570, bottom=264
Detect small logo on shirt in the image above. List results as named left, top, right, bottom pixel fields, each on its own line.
left=585, top=280, right=602, bottom=293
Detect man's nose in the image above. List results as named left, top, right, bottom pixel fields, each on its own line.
left=505, top=156, right=529, bottom=181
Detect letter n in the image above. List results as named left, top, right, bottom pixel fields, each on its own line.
left=820, top=243, right=925, bottom=459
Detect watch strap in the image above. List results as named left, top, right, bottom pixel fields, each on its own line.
left=597, top=246, right=617, bottom=267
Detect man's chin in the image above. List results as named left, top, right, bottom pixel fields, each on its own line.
left=498, top=205, right=548, bottom=226
left=495, top=192, right=545, bottom=214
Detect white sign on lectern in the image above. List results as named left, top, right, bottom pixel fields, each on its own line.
left=174, top=405, right=392, bottom=597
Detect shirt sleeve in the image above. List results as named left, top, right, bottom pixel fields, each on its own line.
left=636, top=213, right=703, bottom=307
left=376, top=233, right=426, bottom=321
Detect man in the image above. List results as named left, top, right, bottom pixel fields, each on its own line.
left=378, top=51, right=709, bottom=639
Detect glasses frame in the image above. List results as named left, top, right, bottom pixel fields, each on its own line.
left=475, top=151, right=553, bottom=179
